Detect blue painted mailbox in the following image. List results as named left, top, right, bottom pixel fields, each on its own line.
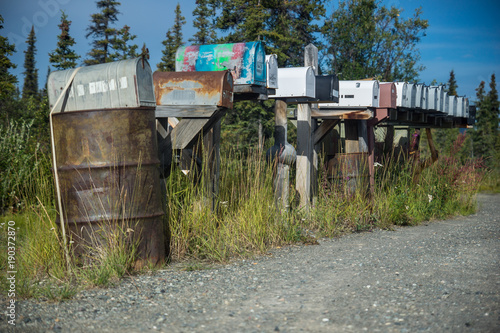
left=175, top=41, right=266, bottom=87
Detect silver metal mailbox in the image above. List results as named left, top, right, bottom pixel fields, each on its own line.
left=394, top=82, right=407, bottom=107
left=268, top=67, right=315, bottom=101
left=403, top=83, right=417, bottom=108
left=443, top=92, right=449, bottom=115
left=427, top=86, right=440, bottom=111
left=415, top=84, right=426, bottom=109
left=266, top=54, right=278, bottom=89
left=335, top=80, right=380, bottom=107
left=464, top=97, right=470, bottom=118
left=456, top=96, right=465, bottom=118
left=48, top=58, right=155, bottom=112
left=448, top=95, right=457, bottom=116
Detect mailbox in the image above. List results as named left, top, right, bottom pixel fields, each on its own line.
left=175, top=41, right=266, bottom=87
left=268, top=67, right=315, bottom=102
left=427, top=86, right=439, bottom=111
left=464, top=97, right=470, bottom=118
left=433, top=86, right=445, bottom=112
left=335, top=80, right=379, bottom=107
left=266, top=54, right=278, bottom=89
left=443, top=92, right=449, bottom=115
left=393, top=82, right=407, bottom=107
left=403, top=83, right=417, bottom=108
left=379, top=82, right=397, bottom=108
left=315, top=74, right=340, bottom=103
left=456, top=96, right=463, bottom=117
left=415, top=84, right=426, bottom=109
left=448, top=95, right=457, bottom=116
left=153, top=71, right=233, bottom=108
left=48, top=58, right=155, bottom=112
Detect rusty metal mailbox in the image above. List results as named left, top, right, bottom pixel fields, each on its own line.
left=314, top=74, right=339, bottom=103
left=268, top=67, right=316, bottom=102
left=153, top=71, right=233, bottom=108
left=48, top=58, right=156, bottom=112
left=175, top=41, right=266, bottom=87
left=379, top=82, right=397, bottom=108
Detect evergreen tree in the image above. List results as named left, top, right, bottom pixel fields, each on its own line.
left=157, top=3, right=185, bottom=72
left=487, top=74, right=499, bottom=134
left=85, top=0, right=121, bottom=65
left=22, top=26, right=39, bottom=99
left=190, top=0, right=217, bottom=44
left=322, top=0, right=428, bottom=81
left=447, top=69, right=457, bottom=96
left=0, top=15, right=17, bottom=105
left=49, top=11, right=80, bottom=70
left=112, top=25, right=138, bottom=60
left=472, top=80, right=493, bottom=161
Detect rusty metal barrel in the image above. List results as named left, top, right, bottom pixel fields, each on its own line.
left=327, top=152, right=369, bottom=196
left=47, top=58, right=166, bottom=267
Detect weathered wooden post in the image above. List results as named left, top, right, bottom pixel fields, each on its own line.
left=267, top=100, right=296, bottom=210
left=296, top=44, right=318, bottom=210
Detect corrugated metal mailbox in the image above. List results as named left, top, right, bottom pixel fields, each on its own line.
left=47, top=58, right=165, bottom=267
left=415, top=84, right=425, bottom=109
left=266, top=54, right=278, bottom=90
left=153, top=71, right=234, bottom=108
left=456, top=96, right=465, bottom=118
left=394, top=82, right=407, bottom=107
left=315, top=74, right=340, bottom=103
left=175, top=41, right=266, bottom=87
left=448, top=94, right=457, bottom=116
left=403, top=83, right=417, bottom=109
left=336, top=80, right=380, bottom=107
left=268, top=67, right=316, bottom=102
left=48, top=58, right=155, bottom=112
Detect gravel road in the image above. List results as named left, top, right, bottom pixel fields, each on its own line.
left=3, top=193, right=500, bottom=332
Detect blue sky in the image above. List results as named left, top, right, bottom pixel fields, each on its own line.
left=2, top=0, right=499, bottom=100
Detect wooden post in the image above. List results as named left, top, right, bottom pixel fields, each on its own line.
left=296, top=43, right=318, bottom=210
left=203, top=120, right=221, bottom=212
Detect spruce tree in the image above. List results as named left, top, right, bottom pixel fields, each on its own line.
left=112, top=25, right=138, bottom=60
left=157, top=3, right=185, bottom=72
left=22, top=25, right=39, bottom=100
left=447, top=69, right=457, bottom=96
left=0, top=15, right=17, bottom=102
left=85, top=0, right=121, bottom=65
left=190, top=0, right=217, bottom=44
left=487, top=74, right=499, bottom=135
left=49, top=11, right=80, bottom=70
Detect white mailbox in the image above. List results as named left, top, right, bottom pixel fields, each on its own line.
left=443, top=92, right=449, bottom=115
left=456, top=96, right=465, bottom=117
left=335, top=80, right=380, bottom=107
left=394, top=82, right=407, bottom=107
left=265, top=54, right=278, bottom=90
left=403, top=83, right=417, bottom=108
left=448, top=95, right=457, bottom=116
left=415, top=84, right=426, bottom=109
left=427, top=86, right=440, bottom=111
left=268, top=66, right=315, bottom=102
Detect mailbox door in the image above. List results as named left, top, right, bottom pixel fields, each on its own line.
left=315, top=75, right=339, bottom=103
left=379, top=83, right=396, bottom=108
left=266, top=54, right=279, bottom=89
left=394, top=82, right=407, bottom=107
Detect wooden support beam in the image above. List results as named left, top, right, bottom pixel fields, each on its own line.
left=296, top=103, right=312, bottom=210
left=314, top=119, right=340, bottom=145
left=156, top=105, right=218, bottom=118
left=311, top=108, right=372, bottom=119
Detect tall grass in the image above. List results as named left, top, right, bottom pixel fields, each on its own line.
left=0, top=122, right=491, bottom=300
